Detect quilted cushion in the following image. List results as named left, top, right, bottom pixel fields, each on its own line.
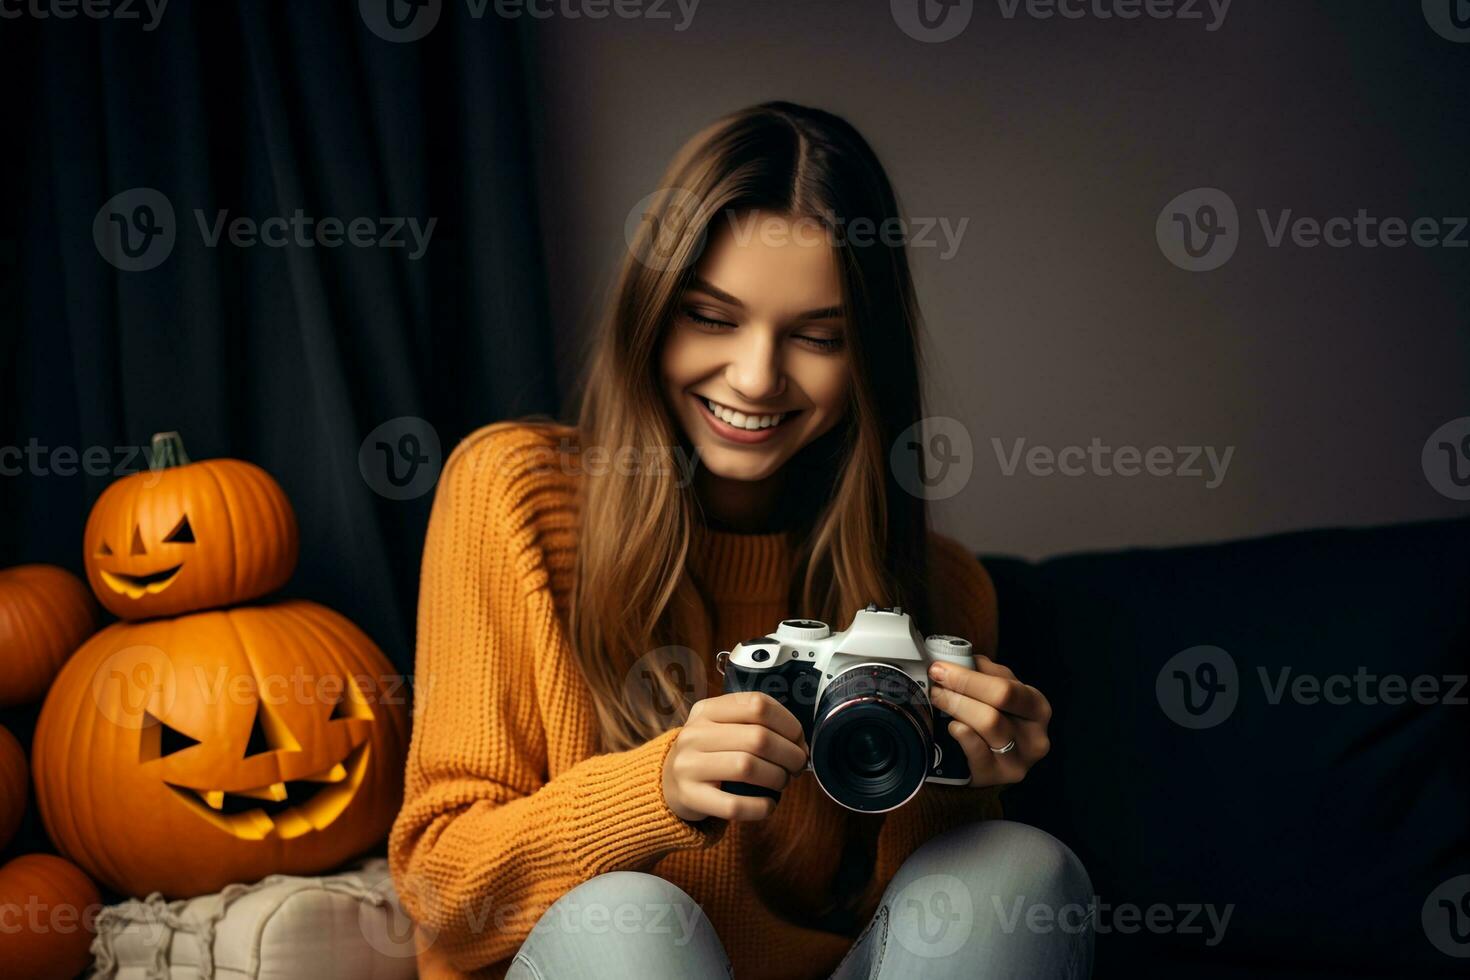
left=88, top=858, right=418, bottom=980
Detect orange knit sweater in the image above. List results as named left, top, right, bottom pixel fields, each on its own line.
left=388, top=421, right=1005, bottom=979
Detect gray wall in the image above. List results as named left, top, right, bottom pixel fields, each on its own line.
left=520, top=0, right=1469, bottom=559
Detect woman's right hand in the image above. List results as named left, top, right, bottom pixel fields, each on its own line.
left=662, top=691, right=809, bottom=823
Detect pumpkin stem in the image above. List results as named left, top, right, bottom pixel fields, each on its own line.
left=148, top=432, right=191, bottom=470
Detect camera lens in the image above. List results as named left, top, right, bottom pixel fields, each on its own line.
left=810, top=664, right=932, bottom=813
left=844, top=726, right=896, bottom=775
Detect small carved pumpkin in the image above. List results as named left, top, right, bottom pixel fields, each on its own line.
left=32, top=600, right=409, bottom=898
left=0, top=564, right=99, bottom=707
left=83, top=433, right=298, bottom=621
left=0, top=724, right=26, bottom=852
left=0, top=853, right=100, bottom=980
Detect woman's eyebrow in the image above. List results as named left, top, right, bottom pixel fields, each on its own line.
left=687, top=277, right=844, bottom=321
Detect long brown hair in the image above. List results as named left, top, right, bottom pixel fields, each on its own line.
left=548, top=101, right=941, bottom=756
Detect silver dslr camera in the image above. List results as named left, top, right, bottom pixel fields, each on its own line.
left=715, top=603, right=978, bottom=813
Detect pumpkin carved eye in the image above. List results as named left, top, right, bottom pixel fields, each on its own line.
left=243, top=701, right=302, bottom=759
left=328, top=695, right=353, bottom=722
left=159, top=718, right=201, bottom=757
left=163, top=515, right=195, bottom=544
left=96, top=541, right=114, bottom=557
left=140, top=710, right=202, bottom=762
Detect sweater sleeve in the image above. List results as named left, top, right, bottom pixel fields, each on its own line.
left=387, top=426, right=727, bottom=974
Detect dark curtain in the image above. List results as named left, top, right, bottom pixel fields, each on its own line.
left=0, top=2, right=560, bottom=685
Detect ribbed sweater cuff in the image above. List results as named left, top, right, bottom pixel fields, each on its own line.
left=570, top=726, right=728, bottom=878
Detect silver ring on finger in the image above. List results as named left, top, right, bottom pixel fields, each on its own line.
left=989, top=738, right=1017, bottom=755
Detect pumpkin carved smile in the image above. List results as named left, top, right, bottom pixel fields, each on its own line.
left=163, top=742, right=372, bottom=841
left=98, top=563, right=186, bottom=598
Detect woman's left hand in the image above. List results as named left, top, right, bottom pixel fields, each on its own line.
left=927, top=655, right=1052, bottom=788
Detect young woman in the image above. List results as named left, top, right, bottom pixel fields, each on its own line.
left=389, top=102, right=1094, bottom=980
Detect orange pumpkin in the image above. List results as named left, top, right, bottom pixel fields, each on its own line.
left=0, top=853, right=101, bottom=980
left=83, top=432, right=298, bottom=621
left=0, top=724, right=26, bottom=851
left=32, top=600, right=409, bottom=898
left=0, top=564, right=99, bottom=708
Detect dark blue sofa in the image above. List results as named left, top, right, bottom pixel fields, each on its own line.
left=984, top=517, right=1470, bottom=978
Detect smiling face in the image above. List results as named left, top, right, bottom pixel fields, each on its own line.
left=660, top=209, right=852, bottom=490
left=83, top=456, right=298, bottom=620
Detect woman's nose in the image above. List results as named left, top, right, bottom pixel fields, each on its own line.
left=726, top=333, right=786, bottom=403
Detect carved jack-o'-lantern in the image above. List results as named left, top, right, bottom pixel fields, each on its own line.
left=83, top=433, right=298, bottom=621
left=32, top=601, right=410, bottom=898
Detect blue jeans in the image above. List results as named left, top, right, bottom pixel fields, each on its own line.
left=506, top=820, right=1095, bottom=979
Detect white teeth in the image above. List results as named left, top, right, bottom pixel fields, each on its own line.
left=702, top=397, right=788, bottom=430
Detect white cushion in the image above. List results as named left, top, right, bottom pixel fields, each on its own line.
left=88, top=858, right=418, bottom=979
